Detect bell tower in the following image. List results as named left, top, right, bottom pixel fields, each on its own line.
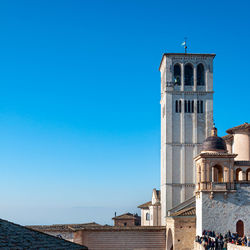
left=159, top=53, right=215, bottom=225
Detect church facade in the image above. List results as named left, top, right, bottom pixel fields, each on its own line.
left=139, top=52, right=250, bottom=249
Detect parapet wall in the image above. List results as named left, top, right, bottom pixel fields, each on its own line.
left=227, top=243, right=250, bottom=249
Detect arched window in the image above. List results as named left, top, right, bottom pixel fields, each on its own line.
left=246, top=168, right=250, bottom=181
left=174, top=64, right=181, bottom=85
left=197, top=63, right=205, bottom=86
left=146, top=212, right=150, bottom=221
left=236, top=220, right=244, bottom=237
left=212, top=165, right=223, bottom=183
left=184, top=63, right=194, bottom=86
left=236, top=168, right=243, bottom=181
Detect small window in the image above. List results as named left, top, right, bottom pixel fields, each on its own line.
left=174, top=64, right=181, bottom=85
left=200, top=101, right=203, bottom=113
left=191, top=101, right=194, bottom=113
left=175, top=100, right=178, bottom=113
left=184, top=63, right=194, bottom=86
left=197, top=63, right=205, bottom=86
left=179, top=100, right=181, bottom=113
left=188, top=101, right=191, bottom=113
left=146, top=213, right=150, bottom=221
left=185, top=100, right=187, bottom=113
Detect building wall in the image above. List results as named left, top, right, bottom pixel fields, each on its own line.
left=160, top=54, right=214, bottom=225
left=196, top=183, right=250, bottom=236
left=74, top=228, right=166, bottom=250
left=114, top=218, right=138, bottom=227
left=166, top=217, right=196, bottom=250
left=141, top=209, right=150, bottom=226
left=233, top=133, right=250, bottom=161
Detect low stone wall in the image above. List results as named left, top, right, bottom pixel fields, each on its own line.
left=193, top=242, right=205, bottom=250
left=227, top=243, right=250, bottom=250
left=74, top=226, right=166, bottom=250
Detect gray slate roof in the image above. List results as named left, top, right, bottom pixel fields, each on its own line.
left=0, top=218, right=87, bottom=249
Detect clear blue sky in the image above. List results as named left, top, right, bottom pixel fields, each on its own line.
left=0, top=0, right=249, bottom=226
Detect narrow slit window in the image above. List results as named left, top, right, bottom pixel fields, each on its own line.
left=188, top=101, right=191, bottom=113
left=197, top=101, right=200, bottom=113
left=185, top=100, right=187, bottom=113
left=179, top=100, right=182, bottom=113
left=191, top=101, right=194, bottom=113
left=201, top=101, right=203, bottom=113
left=175, top=100, right=178, bottom=113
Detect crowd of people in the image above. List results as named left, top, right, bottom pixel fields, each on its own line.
left=195, top=230, right=250, bottom=249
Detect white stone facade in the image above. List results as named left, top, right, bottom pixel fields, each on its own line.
left=160, top=53, right=215, bottom=225
left=139, top=189, right=161, bottom=226
left=196, top=184, right=250, bottom=237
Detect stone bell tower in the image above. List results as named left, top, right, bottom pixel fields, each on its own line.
left=159, top=53, right=215, bottom=225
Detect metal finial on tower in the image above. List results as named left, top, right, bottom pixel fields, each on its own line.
left=181, top=37, right=188, bottom=53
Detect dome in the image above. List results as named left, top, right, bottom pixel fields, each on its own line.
left=202, top=127, right=227, bottom=152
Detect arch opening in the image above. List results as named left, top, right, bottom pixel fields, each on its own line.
left=167, top=229, right=173, bottom=250
left=246, top=168, right=250, bottom=181
left=236, top=168, right=243, bottom=181
left=197, top=63, right=205, bottom=86
left=212, top=165, right=223, bottom=183
left=184, top=63, right=194, bottom=86
left=174, top=64, right=181, bottom=85
left=236, top=220, right=244, bottom=237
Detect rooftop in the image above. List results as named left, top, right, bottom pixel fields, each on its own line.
left=27, top=222, right=101, bottom=232
left=0, top=218, right=87, bottom=249
left=112, top=213, right=141, bottom=220
left=226, top=122, right=250, bottom=134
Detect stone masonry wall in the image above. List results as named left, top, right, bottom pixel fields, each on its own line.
left=196, top=183, right=250, bottom=236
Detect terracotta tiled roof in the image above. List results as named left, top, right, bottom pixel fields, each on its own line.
left=0, top=218, right=87, bottom=249
left=170, top=206, right=195, bottom=217
left=28, top=222, right=101, bottom=232
left=138, top=201, right=152, bottom=209
left=112, top=213, right=140, bottom=220
left=222, top=134, right=233, bottom=141
left=226, top=123, right=250, bottom=134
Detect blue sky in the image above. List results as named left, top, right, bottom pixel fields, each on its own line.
left=0, top=0, right=249, bottom=225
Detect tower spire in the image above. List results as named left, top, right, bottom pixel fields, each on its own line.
left=181, top=37, right=188, bottom=53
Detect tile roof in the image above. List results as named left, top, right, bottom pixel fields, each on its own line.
left=170, top=206, right=196, bottom=217
left=28, top=222, right=101, bottom=232
left=137, top=201, right=152, bottom=209
left=226, top=123, right=250, bottom=134
left=221, top=134, right=233, bottom=141
left=0, top=218, right=87, bottom=249
left=112, top=213, right=141, bottom=220
left=168, top=196, right=195, bottom=216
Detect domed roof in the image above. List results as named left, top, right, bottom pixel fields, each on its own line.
left=202, top=127, right=227, bottom=152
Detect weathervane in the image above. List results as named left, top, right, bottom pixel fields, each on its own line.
left=181, top=37, right=188, bottom=53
